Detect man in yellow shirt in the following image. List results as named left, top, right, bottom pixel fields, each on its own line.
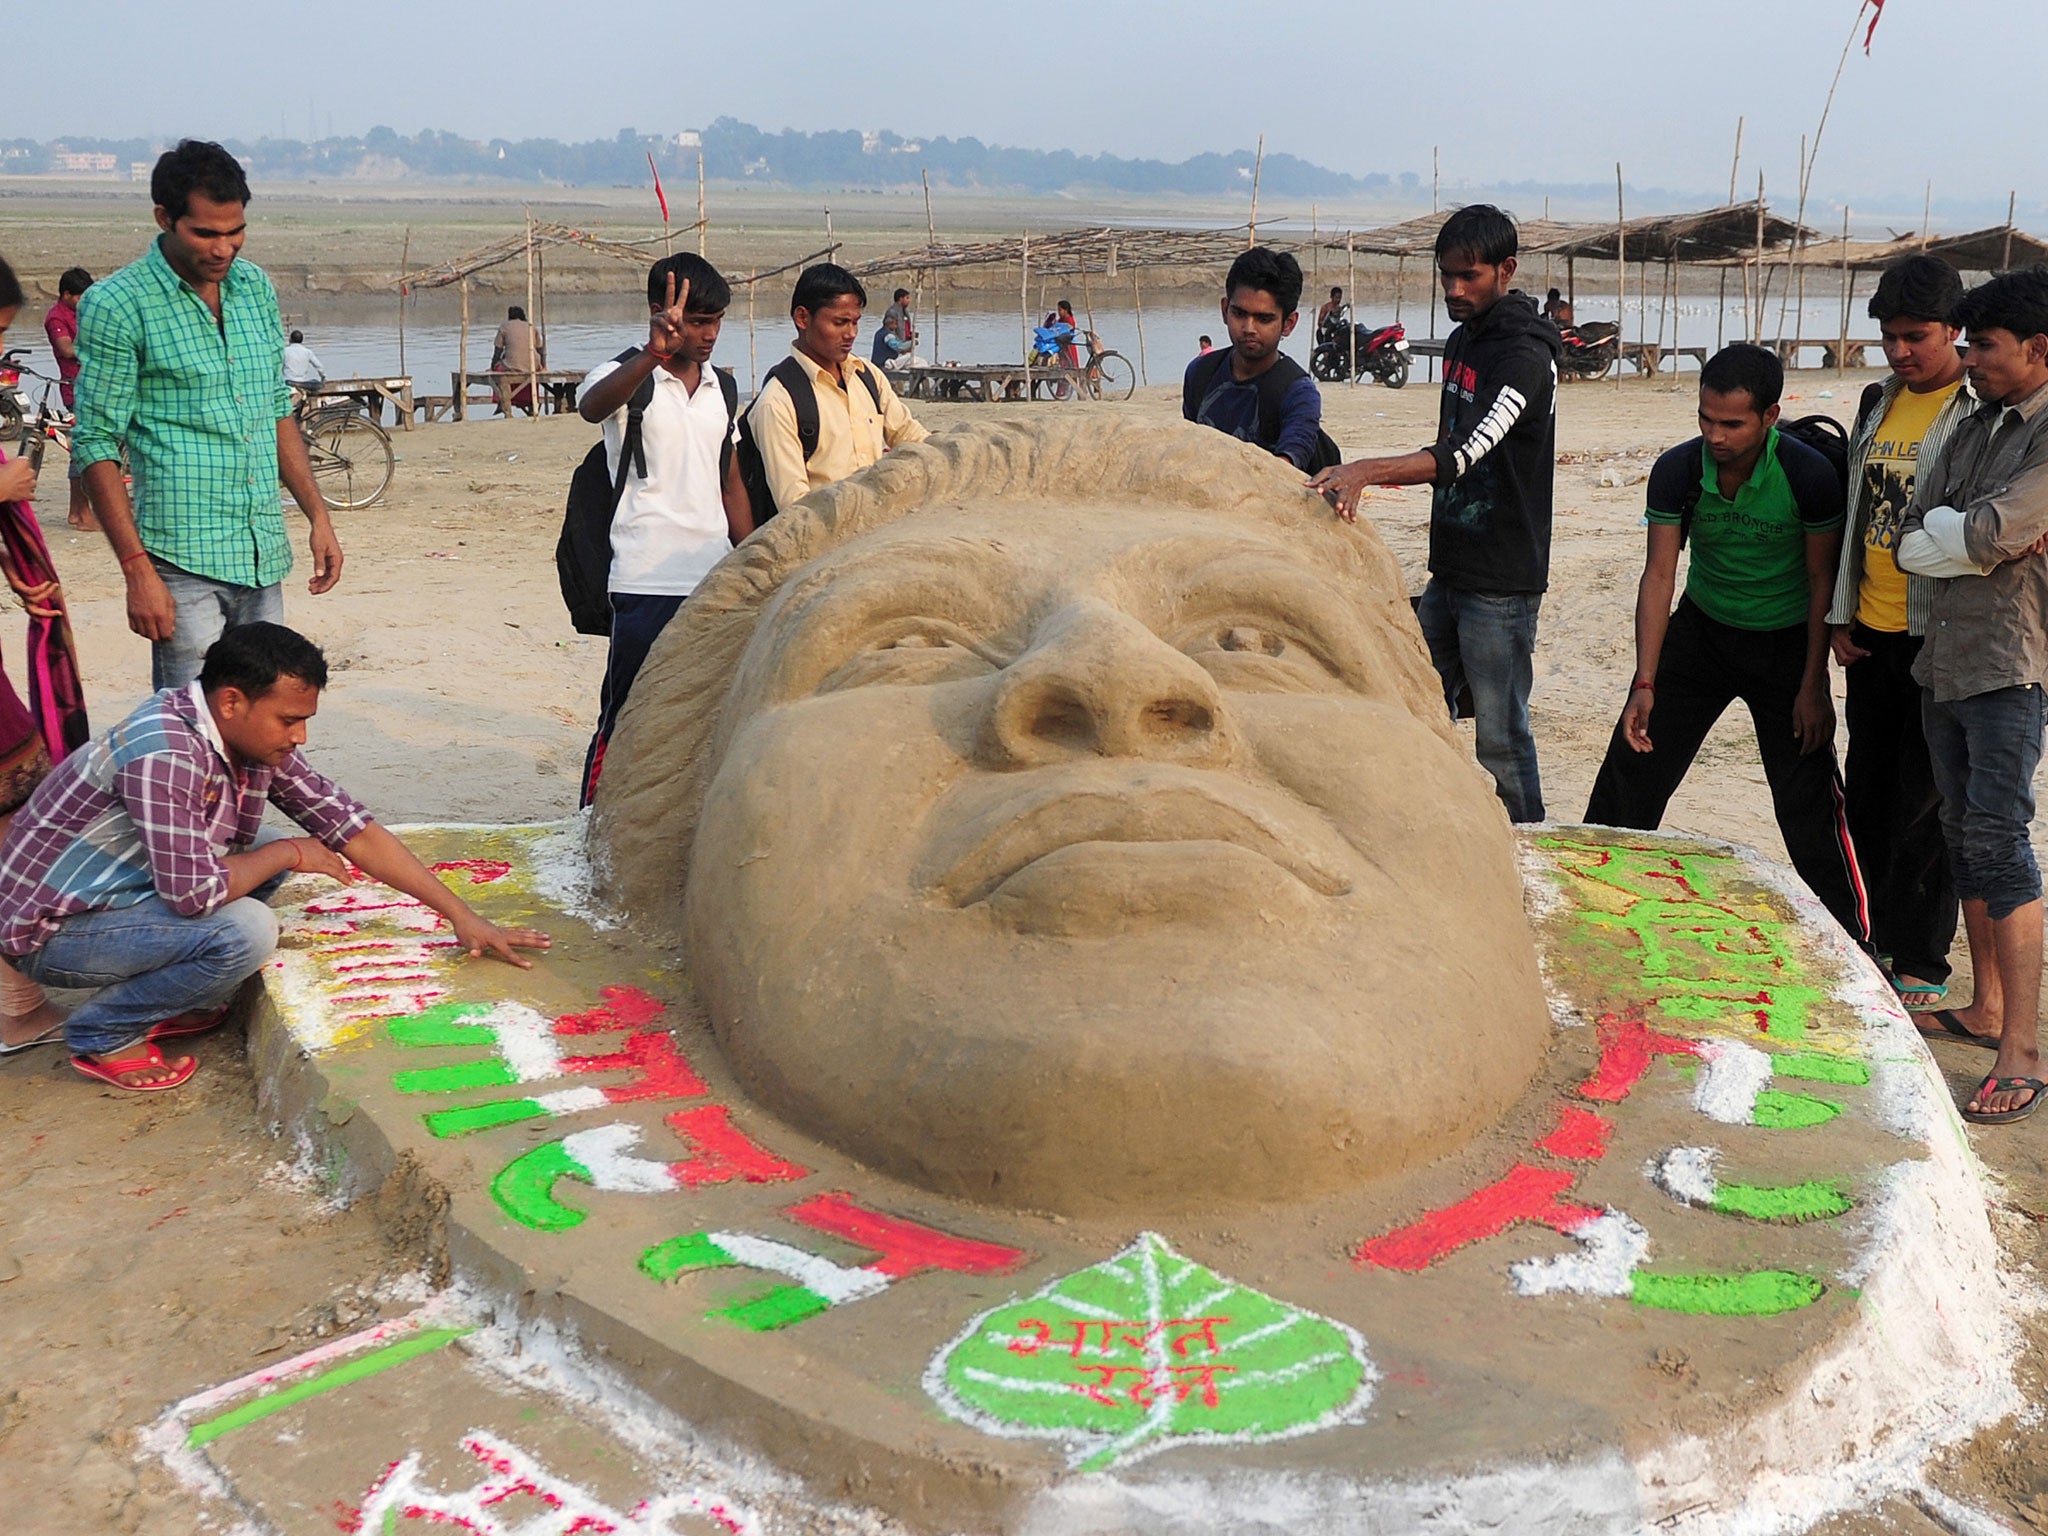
left=745, top=264, right=927, bottom=518
left=1826, top=255, right=1972, bottom=1023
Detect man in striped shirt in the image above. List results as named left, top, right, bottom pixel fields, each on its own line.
left=0, top=624, right=549, bottom=1091
left=73, top=140, right=344, bottom=690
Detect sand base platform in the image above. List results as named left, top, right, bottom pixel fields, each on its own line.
left=242, top=819, right=2022, bottom=1534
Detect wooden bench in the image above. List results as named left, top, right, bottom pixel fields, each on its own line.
left=894, top=363, right=1094, bottom=403
left=304, top=376, right=416, bottom=430
left=449, top=369, right=588, bottom=420
left=1762, top=338, right=1879, bottom=370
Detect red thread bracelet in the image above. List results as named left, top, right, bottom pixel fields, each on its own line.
left=1631, top=679, right=1655, bottom=692
left=119, top=550, right=151, bottom=569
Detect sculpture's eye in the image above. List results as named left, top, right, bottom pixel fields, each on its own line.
left=1182, top=620, right=1345, bottom=693
left=817, top=621, right=997, bottom=693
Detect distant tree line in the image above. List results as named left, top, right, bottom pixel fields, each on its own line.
left=0, top=120, right=1390, bottom=198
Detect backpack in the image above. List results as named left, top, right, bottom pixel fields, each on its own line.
left=1674, top=414, right=1851, bottom=548
left=556, top=350, right=738, bottom=636
left=1182, top=349, right=1343, bottom=474
left=735, top=354, right=885, bottom=527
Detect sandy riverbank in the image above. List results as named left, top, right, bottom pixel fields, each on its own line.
left=1, top=372, right=2042, bottom=1532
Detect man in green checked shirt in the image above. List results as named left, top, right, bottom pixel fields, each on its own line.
left=74, top=140, right=344, bottom=689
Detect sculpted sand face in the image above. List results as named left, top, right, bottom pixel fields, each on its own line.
left=597, top=419, right=1552, bottom=1214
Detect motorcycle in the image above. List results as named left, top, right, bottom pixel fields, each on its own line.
left=0, top=350, right=28, bottom=434
left=1309, top=308, right=1410, bottom=389
left=1557, top=321, right=1621, bottom=380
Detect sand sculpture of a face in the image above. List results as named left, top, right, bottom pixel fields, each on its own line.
left=595, top=417, right=1551, bottom=1215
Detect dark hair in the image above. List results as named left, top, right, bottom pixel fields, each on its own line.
left=151, top=140, right=251, bottom=222
left=1198, top=334, right=1212, bottom=345
left=58, top=267, right=93, bottom=298
left=289, top=329, right=303, bottom=343
left=893, top=287, right=910, bottom=302
left=1435, top=204, right=1518, bottom=266
left=1224, top=246, right=1304, bottom=315
left=1951, top=265, right=2048, bottom=345
left=646, top=252, right=730, bottom=314
left=1545, top=287, right=1562, bottom=302
left=507, top=305, right=526, bottom=321
left=1700, top=343, right=1784, bottom=413
left=791, top=262, right=867, bottom=317
left=1868, top=255, right=1963, bottom=325
left=0, top=256, right=21, bottom=312
left=199, top=622, right=329, bottom=698
left=1057, top=299, right=1074, bottom=315
left=1330, top=286, right=1342, bottom=298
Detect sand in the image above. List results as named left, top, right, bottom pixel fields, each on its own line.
left=1, top=361, right=2044, bottom=1531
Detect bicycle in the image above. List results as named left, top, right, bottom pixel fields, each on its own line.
left=1026, top=329, right=1137, bottom=402
left=291, top=387, right=394, bottom=510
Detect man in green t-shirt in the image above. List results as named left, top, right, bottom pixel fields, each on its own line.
left=1586, top=344, right=1868, bottom=943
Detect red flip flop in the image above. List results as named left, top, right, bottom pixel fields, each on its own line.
left=71, top=1042, right=197, bottom=1093
left=146, top=1005, right=233, bottom=1043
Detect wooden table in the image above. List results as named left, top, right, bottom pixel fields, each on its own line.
left=305, top=376, right=416, bottom=429
left=449, top=369, right=588, bottom=421
left=1762, top=338, right=1879, bottom=370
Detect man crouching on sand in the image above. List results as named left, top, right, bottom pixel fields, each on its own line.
left=0, top=622, right=549, bottom=1092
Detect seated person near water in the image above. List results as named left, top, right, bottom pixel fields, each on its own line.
left=0, top=622, right=549, bottom=1092
left=1543, top=288, right=1575, bottom=327
left=1317, top=285, right=1345, bottom=333
left=283, top=329, right=324, bottom=389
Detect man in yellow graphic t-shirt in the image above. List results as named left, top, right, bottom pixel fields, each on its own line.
left=1827, top=255, right=1972, bottom=1025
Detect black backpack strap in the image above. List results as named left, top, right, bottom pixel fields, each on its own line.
left=1675, top=436, right=1707, bottom=549
left=768, top=355, right=822, bottom=460
left=715, top=366, right=739, bottom=480
left=852, top=361, right=884, bottom=412
left=1183, top=348, right=1230, bottom=422
left=1250, top=354, right=1310, bottom=450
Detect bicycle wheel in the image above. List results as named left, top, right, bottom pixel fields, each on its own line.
left=305, top=409, right=393, bottom=509
left=1089, top=352, right=1136, bottom=401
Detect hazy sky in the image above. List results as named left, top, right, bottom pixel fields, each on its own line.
left=29, top=0, right=2044, bottom=219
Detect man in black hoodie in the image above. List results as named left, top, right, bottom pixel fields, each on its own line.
left=1313, top=204, right=1561, bottom=822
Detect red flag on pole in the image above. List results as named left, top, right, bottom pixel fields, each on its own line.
left=647, top=151, right=669, bottom=223
left=1863, top=0, right=1885, bottom=53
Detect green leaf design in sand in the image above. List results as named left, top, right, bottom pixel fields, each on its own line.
left=924, top=1231, right=1374, bottom=1472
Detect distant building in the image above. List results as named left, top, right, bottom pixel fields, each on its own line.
left=52, top=152, right=117, bottom=174
left=676, top=130, right=701, bottom=148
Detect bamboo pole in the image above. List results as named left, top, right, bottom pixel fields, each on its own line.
left=1021, top=232, right=1031, bottom=399
left=524, top=208, right=538, bottom=420
left=1718, top=116, right=1742, bottom=350
left=697, top=150, right=706, bottom=257
left=1131, top=268, right=1148, bottom=386
left=1777, top=134, right=1805, bottom=346
left=1432, top=145, right=1439, bottom=213
left=457, top=274, right=469, bottom=422
left=397, top=226, right=410, bottom=378
left=923, top=168, right=940, bottom=361
left=1921, top=181, right=1932, bottom=250
left=1837, top=205, right=1852, bottom=377
left=1393, top=252, right=1403, bottom=326
left=2003, top=189, right=2017, bottom=270
left=1348, top=233, right=1358, bottom=383
left=1615, top=163, right=1626, bottom=388
left=1248, top=133, right=1264, bottom=247
left=1310, top=204, right=1318, bottom=302
left=1750, top=174, right=1765, bottom=341
left=747, top=272, right=757, bottom=391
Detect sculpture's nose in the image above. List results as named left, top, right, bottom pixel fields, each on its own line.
left=979, top=599, right=1233, bottom=770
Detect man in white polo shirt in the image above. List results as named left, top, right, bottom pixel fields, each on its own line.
left=577, top=254, right=752, bottom=805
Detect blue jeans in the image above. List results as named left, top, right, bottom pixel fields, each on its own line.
left=151, top=558, right=285, bottom=691
left=580, top=591, right=687, bottom=807
left=1923, top=683, right=2046, bottom=921
left=1416, top=577, right=1546, bottom=823
left=17, top=893, right=281, bottom=1056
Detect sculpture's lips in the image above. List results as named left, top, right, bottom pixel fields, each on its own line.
left=933, top=778, right=1354, bottom=907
